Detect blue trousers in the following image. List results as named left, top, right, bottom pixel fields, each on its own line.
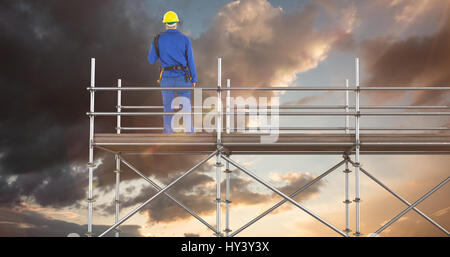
left=160, top=76, right=194, bottom=134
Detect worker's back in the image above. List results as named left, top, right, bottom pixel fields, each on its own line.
left=148, top=29, right=197, bottom=81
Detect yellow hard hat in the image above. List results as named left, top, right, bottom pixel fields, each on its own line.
left=162, top=11, right=180, bottom=24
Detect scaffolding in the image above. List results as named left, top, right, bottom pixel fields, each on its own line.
left=86, top=58, right=450, bottom=237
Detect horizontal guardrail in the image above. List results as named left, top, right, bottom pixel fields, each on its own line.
left=119, top=105, right=450, bottom=110
left=87, top=86, right=450, bottom=91
left=87, top=111, right=450, bottom=116
left=116, top=127, right=450, bottom=131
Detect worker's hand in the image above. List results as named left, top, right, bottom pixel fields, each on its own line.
left=191, top=82, right=196, bottom=87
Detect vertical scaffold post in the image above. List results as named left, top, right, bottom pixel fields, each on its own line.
left=114, top=154, right=121, bottom=237
left=87, top=58, right=95, bottom=237
left=117, top=79, right=122, bottom=134
left=226, top=79, right=231, bottom=134
left=343, top=154, right=351, bottom=235
left=224, top=156, right=232, bottom=236
left=354, top=57, right=362, bottom=236
left=345, top=79, right=349, bottom=134
left=114, top=79, right=122, bottom=237
left=344, top=78, right=351, bottom=235
left=224, top=78, right=231, bottom=236
left=217, top=58, right=222, bottom=143
left=215, top=57, right=223, bottom=237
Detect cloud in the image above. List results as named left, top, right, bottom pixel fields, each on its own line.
left=193, top=0, right=355, bottom=88
left=293, top=182, right=450, bottom=237
left=0, top=0, right=159, bottom=208
left=0, top=163, right=87, bottom=208
left=360, top=14, right=450, bottom=105
left=433, top=206, right=450, bottom=217
left=0, top=0, right=215, bottom=209
left=0, top=206, right=142, bottom=237
left=275, top=172, right=322, bottom=201
left=390, top=0, right=447, bottom=25
left=282, top=93, right=330, bottom=106
left=183, top=232, right=200, bottom=237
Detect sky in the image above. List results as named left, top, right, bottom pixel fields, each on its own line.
left=0, top=0, right=449, bottom=237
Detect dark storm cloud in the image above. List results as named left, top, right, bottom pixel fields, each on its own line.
left=0, top=207, right=141, bottom=237
left=360, top=15, right=450, bottom=105
left=0, top=0, right=209, bottom=208
left=104, top=170, right=218, bottom=223
left=100, top=169, right=323, bottom=224
left=0, top=162, right=88, bottom=208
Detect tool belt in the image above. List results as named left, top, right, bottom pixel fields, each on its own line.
left=157, top=65, right=192, bottom=84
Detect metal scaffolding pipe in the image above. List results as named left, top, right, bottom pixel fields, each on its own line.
left=359, top=86, right=450, bottom=90
left=114, top=154, right=120, bottom=237
left=357, top=105, right=450, bottom=109
left=345, top=79, right=350, bottom=134
left=118, top=127, right=164, bottom=131
left=98, top=150, right=218, bottom=237
left=86, top=111, right=450, bottom=116
left=87, top=111, right=360, bottom=116
left=226, top=79, right=231, bottom=134
left=348, top=159, right=449, bottom=236
left=119, top=105, right=450, bottom=110
left=361, top=142, right=450, bottom=146
left=87, top=58, right=95, bottom=237
left=87, top=86, right=352, bottom=91
left=224, top=157, right=231, bottom=237
left=114, top=78, right=122, bottom=237
left=230, top=159, right=345, bottom=237
left=119, top=157, right=217, bottom=233
left=94, top=142, right=450, bottom=148
left=343, top=156, right=351, bottom=235
left=219, top=151, right=450, bottom=155
left=215, top=57, right=222, bottom=237
left=112, top=150, right=450, bottom=155
left=222, top=155, right=347, bottom=237
left=370, top=177, right=449, bottom=237
left=117, top=79, right=122, bottom=134
left=217, top=58, right=222, bottom=144
left=87, top=86, right=450, bottom=91
left=95, top=142, right=217, bottom=146
left=354, top=57, right=361, bottom=236
left=215, top=152, right=222, bottom=236
left=117, top=126, right=450, bottom=131
left=359, top=112, right=450, bottom=116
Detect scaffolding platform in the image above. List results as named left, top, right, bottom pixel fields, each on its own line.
left=94, top=133, right=450, bottom=154
left=86, top=58, right=450, bottom=237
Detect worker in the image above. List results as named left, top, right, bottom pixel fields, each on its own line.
left=148, top=11, right=197, bottom=134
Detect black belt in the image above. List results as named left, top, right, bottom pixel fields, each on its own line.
left=158, top=65, right=192, bottom=83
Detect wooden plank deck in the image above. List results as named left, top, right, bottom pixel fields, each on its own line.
left=94, top=133, right=450, bottom=154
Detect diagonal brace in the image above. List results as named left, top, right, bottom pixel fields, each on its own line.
left=119, top=156, right=217, bottom=234
left=222, top=155, right=347, bottom=237
left=230, top=159, right=346, bottom=237
left=98, top=149, right=219, bottom=237
left=370, top=176, right=449, bottom=237
left=348, top=159, right=449, bottom=236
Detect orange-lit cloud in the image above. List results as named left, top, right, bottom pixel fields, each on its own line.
left=194, top=0, right=356, bottom=88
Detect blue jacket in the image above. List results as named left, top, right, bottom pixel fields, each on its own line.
left=148, top=29, right=198, bottom=83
